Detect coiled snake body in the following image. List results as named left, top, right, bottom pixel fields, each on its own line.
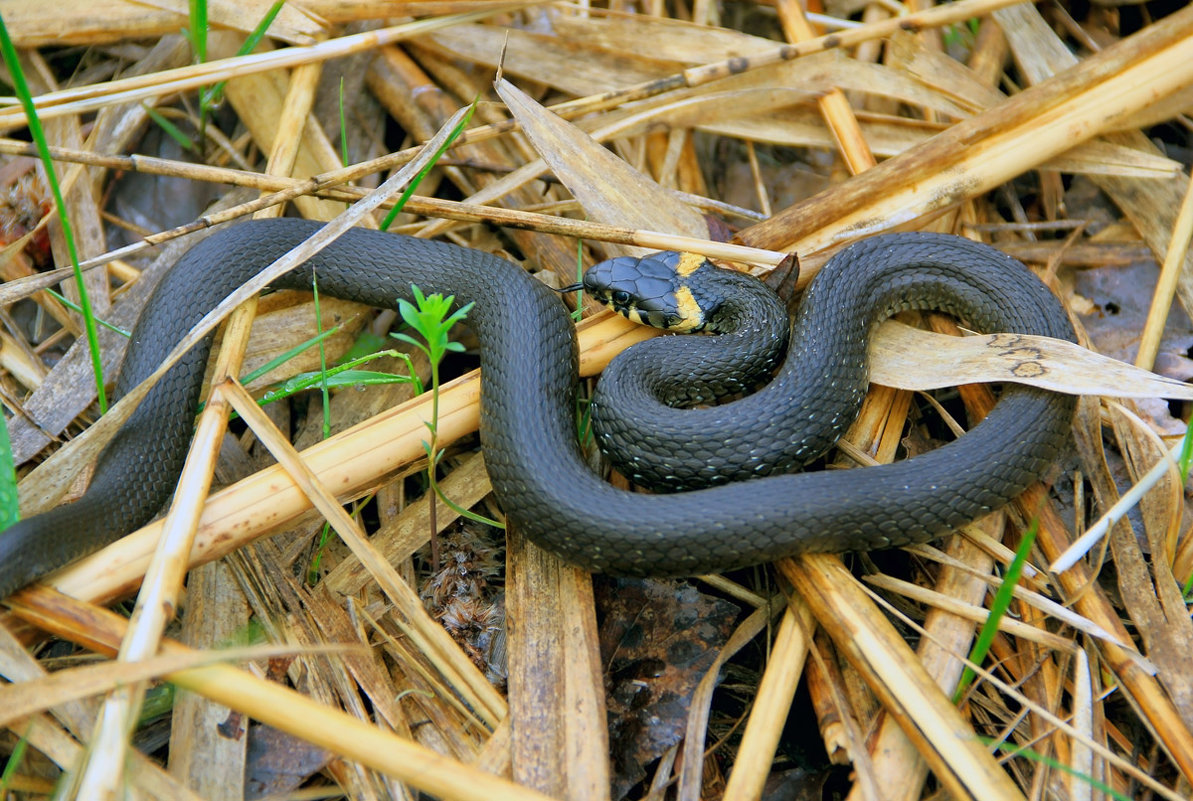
left=0, top=220, right=1075, bottom=596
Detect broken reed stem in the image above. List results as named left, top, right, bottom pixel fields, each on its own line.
left=5, top=586, right=548, bottom=801
left=738, top=4, right=1193, bottom=262
left=1135, top=172, right=1193, bottom=370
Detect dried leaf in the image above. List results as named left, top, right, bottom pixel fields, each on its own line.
left=869, top=320, right=1190, bottom=399
left=495, top=78, right=708, bottom=251
left=597, top=578, right=738, bottom=799
left=244, top=723, right=332, bottom=799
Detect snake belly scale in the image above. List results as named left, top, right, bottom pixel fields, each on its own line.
left=0, top=220, right=1075, bottom=596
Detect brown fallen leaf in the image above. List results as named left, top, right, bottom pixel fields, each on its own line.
left=596, top=578, right=738, bottom=800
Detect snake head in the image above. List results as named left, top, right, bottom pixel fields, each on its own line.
left=562, top=251, right=710, bottom=331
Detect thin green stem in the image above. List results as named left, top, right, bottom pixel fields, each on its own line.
left=44, top=288, right=129, bottom=336
left=988, top=738, right=1133, bottom=801
left=0, top=725, right=30, bottom=792
left=0, top=406, right=17, bottom=528
left=188, top=0, right=209, bottom=140
left=0, top=11, right=108, bottom=412
left=311, top=271, right=331, bottom=439
left=393, top=286, right=502, bottom=534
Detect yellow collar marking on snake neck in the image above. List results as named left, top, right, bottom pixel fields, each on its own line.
left=671, top=285, right=703, bottom=331
left=675, top=252, right=705, bottom=278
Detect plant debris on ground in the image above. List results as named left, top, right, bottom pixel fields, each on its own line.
left=0, top=1, right=1190, bottom=800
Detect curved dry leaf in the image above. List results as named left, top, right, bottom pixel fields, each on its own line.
left=1044, top=140, right=1183, bottom=179
left=427, top=24, right=668, bottom=94
left=496, top=78, right=709, bottom=246
left=551, top=13, right=778, bottom=63
left=869, top=320, right=1191, bottom=399
left=446, top=25, right=1178, bottom=181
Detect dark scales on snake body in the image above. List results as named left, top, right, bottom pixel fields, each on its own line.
left=0, top=221, right=1075, bottom=596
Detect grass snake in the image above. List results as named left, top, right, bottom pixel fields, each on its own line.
left=0, top=220, right=1075, bottom=596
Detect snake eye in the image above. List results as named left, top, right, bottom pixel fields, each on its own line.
left=611, top=290, right=631, bottom=305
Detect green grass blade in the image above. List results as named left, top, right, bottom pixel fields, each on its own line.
left=953, top=521, right=1037, bottom=703
left=571, top=238, right=585, bottom=321
left=432, top=483, right=505, bottom=529
left=238, top=323, right=345, bottom=387
left=142, top=104, right=197, bottom=152
left=189, top=0, right=210, bottom=138
left=202, top=356, right=415, bottom=419
left=0, top=11, right=108, bottom=412
left=0, top=726, right=30, bottom=792
left=380, top=98, right=478, bottom=231
left=43, top=287, right=130, bottom=336
left=337, top=330, right=388, bottom=364
left=311, top=272, right=332, bottom=439
left=989, top=739, right=1133, bottom=801
left=0, top=408, right=19, bottom=528
left=1179, top=425, right=1193, bottom=596
left=257, top=358, right=416, bottom=406
left=188, top=0, right=207, bottom=63
left=1178, top=419, right=1193, bottom=484
left=202, top=0, right=286, bottom=108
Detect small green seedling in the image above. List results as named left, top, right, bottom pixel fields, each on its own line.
left=392, top=286, right=503, bottom=536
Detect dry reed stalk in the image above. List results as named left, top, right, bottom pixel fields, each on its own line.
left=1136, top=175, right=1193, bottom=370
left=167, top=558, right=253, bottom=798
left=720, top=598, right=815, bottom=801
left=0, top=3, right=1188, bottom=797
left=2, top=0, right=534, bottom=46
left=26, top=52, right=111, bottom=315
left=506, top=527, right=610, bottom=799
left=5, top=586, right=551, bottom=801
left=781, top=556, right=1026, bottom=801
left=0, top=6, right=549, bottom=130
left=737, top=3, right=1193, bottom=261
left=1, top=0, right=321, bottom=46
left=320, top=452, right=492, bottom=595
left=85, top=53, right=337, bottom=798
left=222, top=379, right=505, bottom=725
left=0, top=618, right=208, bottom=799
left=880, top=530, right=1006, bottom=801
left=774, top=0, right=876, bottom=174
left=862, top=574, right=1078, bottom=652
left=1024, top=481, right=1193, bottom=784
left=368, top=43, right=595, bottom=285
left=676, top=597, right=786, bottom=801
left=223, top=36, right=354, bottom=223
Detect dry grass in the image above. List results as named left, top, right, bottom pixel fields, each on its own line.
left=0, top=2, right=1191, bottom=800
